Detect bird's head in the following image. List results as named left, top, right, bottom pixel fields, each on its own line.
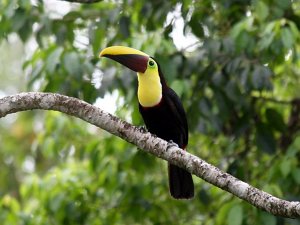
left=99, top=46, right=164, bottom=107
left=99, top=46, right=159, bottom=75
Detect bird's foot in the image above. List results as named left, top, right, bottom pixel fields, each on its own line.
left=138, top=125, right=148, bottom=133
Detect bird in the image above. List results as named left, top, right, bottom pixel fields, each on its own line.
left=99, top=46, right=194, bottom=199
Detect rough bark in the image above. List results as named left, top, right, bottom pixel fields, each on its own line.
left=0, top=92, right=300, bottom=218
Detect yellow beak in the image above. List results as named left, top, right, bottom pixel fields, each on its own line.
left=99, top=46, right=149, bottom=57
left=99, top=46, right=149, bottom=73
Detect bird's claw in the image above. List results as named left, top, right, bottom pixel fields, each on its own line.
left=138, top=125, right=148, bottom=133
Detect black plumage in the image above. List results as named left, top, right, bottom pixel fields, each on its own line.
left=138, top=65, right=194, bottom=199
left=100, top=47, right=194, bottom=199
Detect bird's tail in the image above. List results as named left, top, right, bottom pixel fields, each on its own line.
left=168, top=163, right=194, bottom=199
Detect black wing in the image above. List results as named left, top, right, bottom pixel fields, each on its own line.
left=163, top=87, right=189, bottom=147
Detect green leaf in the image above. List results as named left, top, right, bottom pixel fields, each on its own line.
left=28, top=62, right=44, bottom=88
left=258, top=32, right=275, bottom=50
left=262, top=184, right=283, bottom=197
left=227, top=205, right=243, bottom=225
left=63, top=11, right=83, bottom=21
left=90, top=29, right=104, bottom=56
left=225, top=80, right=242, bottom=102
left=63, top=51, right=82, bottom=77
left=255, top=1, right=269, bottom=21
left=259, top=211, right=276, bottom=225
left=216, top=202, right=234, bottom=225
left=286, top=136, right=300, bottom=157
left=170, top=79, right=189, bottom=97
left=251, top=65, right=272, bottom=90
left=235, top=31, right=252, bottom=52
left=281, top=27, right=294, bottom=49
left=280, top=159, right=291, bottom=177
left=18, top=20, right=32, bottom=42
left=265, top=108, right=286, bottom=132
left=255, top=122, right=276, bottom=154
left=163, top=22, right=173, bottom=39
left=198, top=188, right=211, bottom=205
left=287, top=21, right=300, bottom=37
left=275, top=0, right=291, bottom=10
left=119, top=16, right=130, bottom=38
left=46, top=47, right=63, bottom=73
left=189, top=13, right=204, bottom=38
left=199, top=98, right=212, bottom=118
left=292, top=168, right=300, bottom=184
left=11, top=8, right=27, bottom=31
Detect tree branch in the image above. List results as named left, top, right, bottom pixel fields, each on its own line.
left=58, top=0, right=102, bottom=3
left=0, top=92, right=300, bottom=218
left=252, top=96, right=292, bottom=105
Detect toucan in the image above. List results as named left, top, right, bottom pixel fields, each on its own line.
left=99, top=46, right=194, bottom=199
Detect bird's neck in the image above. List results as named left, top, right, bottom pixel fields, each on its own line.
left=137, top=71, right=162, bottom=107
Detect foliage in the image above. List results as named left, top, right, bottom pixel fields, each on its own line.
left=1, top=0, right=300, bottom=224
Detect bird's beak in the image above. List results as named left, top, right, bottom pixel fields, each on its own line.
left=99, top=46, right=149, bottom=73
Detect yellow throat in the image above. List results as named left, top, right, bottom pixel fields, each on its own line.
left=137, top=61, right=162, bottom=107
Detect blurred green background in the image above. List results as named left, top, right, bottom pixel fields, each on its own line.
left=1, top=0, right=300, bottom=224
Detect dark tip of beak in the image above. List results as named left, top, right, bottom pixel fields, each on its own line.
left=103, top=54, right=149, bottom=73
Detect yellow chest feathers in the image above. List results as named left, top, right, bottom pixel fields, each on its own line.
left=137, top=70, right=162, bottom=107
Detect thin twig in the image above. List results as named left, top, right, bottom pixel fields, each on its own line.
left=252, top=96, right=292, bottom=105
left=58, top=0, right=102, bottom=3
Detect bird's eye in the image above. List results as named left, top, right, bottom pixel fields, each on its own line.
left=148, top=60, right=155, bottom=68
